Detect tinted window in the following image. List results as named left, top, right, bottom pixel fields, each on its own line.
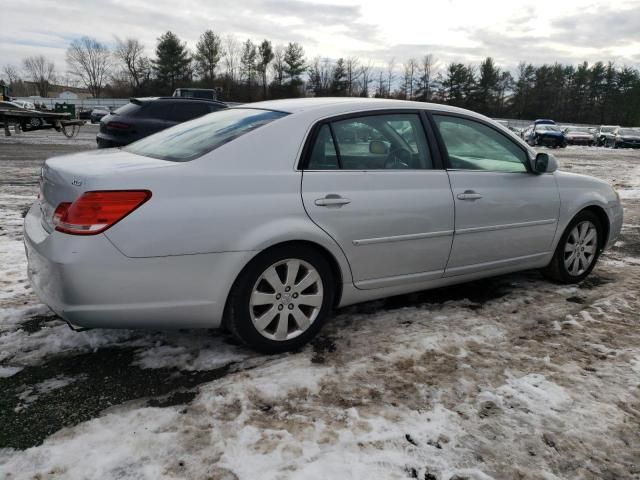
left=307, top=113, right=432, bottom=170
left=434, top=115, right=528, bottom=173
left=170, top=103, right=212, bottom=122
left=139, top=102, right=172, bottom=120
left=113, top=103, right=142, bottom=116
left=124, top=108, right=288, bottom=162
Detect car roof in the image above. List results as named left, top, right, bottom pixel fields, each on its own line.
left=130, top=96, right=226, bottom=106
left=232, top=97, right=490, bottom=121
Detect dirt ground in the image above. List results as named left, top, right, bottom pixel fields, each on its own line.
left=0, top=126, right=639, bottom=479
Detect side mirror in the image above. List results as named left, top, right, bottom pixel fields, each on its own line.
left=369, top=140, right=388, bottom=155
left=531, top=152, right=558, bottom=173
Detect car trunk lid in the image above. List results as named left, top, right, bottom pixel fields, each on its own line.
left=39, top=149, right=175, bottom=233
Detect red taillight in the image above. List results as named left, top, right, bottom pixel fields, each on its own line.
left=53, top=190, right=151, bottom=235
left=106, top=122, right=131, bottom=130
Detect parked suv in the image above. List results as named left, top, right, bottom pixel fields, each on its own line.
left=96, top=97, right=227, bottom=148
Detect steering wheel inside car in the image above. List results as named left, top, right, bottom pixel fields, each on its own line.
left=384, top=147, right=412, bottom=169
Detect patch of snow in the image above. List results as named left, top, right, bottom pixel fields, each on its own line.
left=0, top=365, right=23, bottom=378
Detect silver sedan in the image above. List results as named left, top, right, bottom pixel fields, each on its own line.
left=24, top=98, right=623, bottom=352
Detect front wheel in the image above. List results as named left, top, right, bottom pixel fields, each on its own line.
left=225, top=245, right=335, bottom=353
left=543, top=211, right=603, bottom=284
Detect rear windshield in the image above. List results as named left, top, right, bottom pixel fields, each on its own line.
left=123, top=108, right=288, bottom=162
left=113, top=103, right=142, bottom=116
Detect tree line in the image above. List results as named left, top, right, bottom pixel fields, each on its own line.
left=2, top=29, right=640, bottom=125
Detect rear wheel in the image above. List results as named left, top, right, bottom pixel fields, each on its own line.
left=543, top=211, right=603, bottom=284
left=225, top=245, right=335, bottom=353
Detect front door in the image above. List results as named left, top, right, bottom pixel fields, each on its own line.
left=431, top=114, right=560, bottom=276
left=301, top=112, right=455, bottom=289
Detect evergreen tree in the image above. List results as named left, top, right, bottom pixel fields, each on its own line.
left=240, top=39, right=257, bottom=99
left=283, top=42, right=306, bottom=88
left=257, top=40, right=274, bottom=99
left=153, top=31, right=191, bottom=93
left=330, top=58, right=347, bottom=95
left=194, top=30, right=222, bottom=84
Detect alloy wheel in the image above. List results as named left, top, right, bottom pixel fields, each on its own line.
left=249, top=259, right=324, bottom=341
left=563, top=221, right=598, bottom=276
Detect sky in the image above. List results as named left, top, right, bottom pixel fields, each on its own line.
left=2, top=0, right=640, bottom=77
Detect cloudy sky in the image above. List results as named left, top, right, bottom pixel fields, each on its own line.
left=2, top=0, right=640, bottom=76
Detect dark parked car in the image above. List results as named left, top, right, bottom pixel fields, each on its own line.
left=90, top=106, right=113, bottom=124
left=563, top=126, right=596, bottom=146
left=596, top=125, right=619, bottom=146
left=606, top=127, right=640, bottom=149
left=522, top=123, right=567, bottom=148
left=96, top=97, right=227, bottom=148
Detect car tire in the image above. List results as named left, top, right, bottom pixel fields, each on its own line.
left=225, top=245, right=335, bottom=354
left=542, top=211, right=603, bottom=284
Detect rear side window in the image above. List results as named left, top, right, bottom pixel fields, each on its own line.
left=169, top=103, right=212, bottom=122
left=124, top=108, right=288, bottom=162
left=113, top=103, right=142, bottom=116
left=139, top=102, right=173, bottom=120
left=307, top=113, right=432, bottom=170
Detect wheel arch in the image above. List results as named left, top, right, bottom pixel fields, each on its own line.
left=223, top=239, right=347, bottom=327
left=578, top=205, right=610, bottom=250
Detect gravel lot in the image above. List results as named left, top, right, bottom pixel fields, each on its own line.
left=0, top=126, right=639, bottom=479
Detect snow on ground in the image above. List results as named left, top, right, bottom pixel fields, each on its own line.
left=0, top=138, right=639, bottom=479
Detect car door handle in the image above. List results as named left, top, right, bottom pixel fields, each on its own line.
left=457, top=190, right=483, bottom=200
left=315, top=195, right=351, bottom=207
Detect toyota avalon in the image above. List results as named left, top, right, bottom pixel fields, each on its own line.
left=24, top=98, right=623, bottom=353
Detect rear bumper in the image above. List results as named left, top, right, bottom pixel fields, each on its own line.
left=24, top=203, right=254, bottom=329
left=96, top=133, right=128, bottom=148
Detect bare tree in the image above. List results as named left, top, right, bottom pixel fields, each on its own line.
left=114, top=37, right=147, bottom=90
left=386, top=57, right=396, bottom=99
left=23, top=56, right=56, bottom=97
left=2, top=64, right=21, bottom=86
left=375, top=70, right=386, bottom=97
left=417, top=54, right=435, bottom=101
left=403, top=58, right=418, bottom=99
left=223, top=34, right=240, bottom=84
left=359, top=60, right=374, bottom=97
left=271, top=45, right=286, bottom=87
left=345, top=56, right=361, bottom=96
left=66, top=37, right=111, bottom=98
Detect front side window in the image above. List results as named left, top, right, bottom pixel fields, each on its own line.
left=306, top=113, right=432, bottom=170
left=124, top=108, right=288, bottom=162
left=434, top=115, right=528, bottom=173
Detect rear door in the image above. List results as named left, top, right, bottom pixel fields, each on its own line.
left=431, top=113, right=560, bottom=276
left=301, top=111, right=455, bottom=289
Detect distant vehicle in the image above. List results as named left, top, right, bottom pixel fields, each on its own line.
left=96, top=97, right=227, bottom=148
left=533, top=119, right=556, bottom=126
left=25, top=98, right=623, bottom=353
left=596, top=125, right=619, bottom=146
left=90, top=106, right=112, bottom=124
left=78, top=109, right=92, bottom=120
left=606, top=127, right=640, bottom=149
left=522, top=123, right=567, bottom=148
left=564, top=126, right=595, bottom=146
left=173, top=88, right=218, bottom=100
left=12, top=100, right=36, bottom=110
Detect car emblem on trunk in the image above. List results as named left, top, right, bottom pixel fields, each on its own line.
left=72, top=179, right=83, bottom=186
